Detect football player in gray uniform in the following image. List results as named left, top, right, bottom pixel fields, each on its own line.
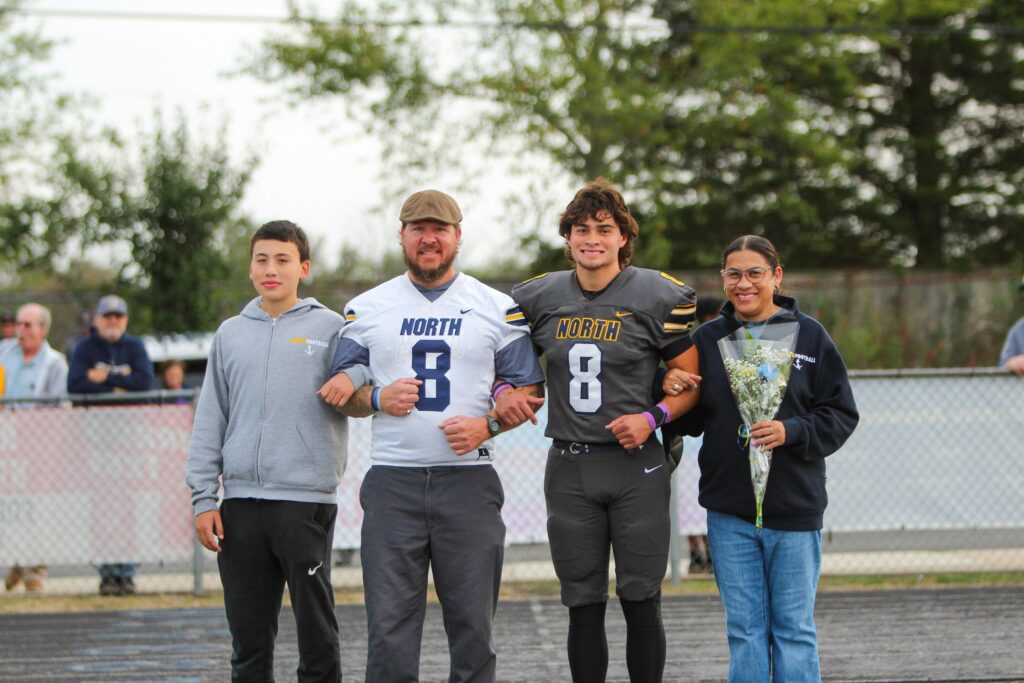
left=502, top=178, right=699, bottom=683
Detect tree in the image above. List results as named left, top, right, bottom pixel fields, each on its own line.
left=0, top=0, right=79, bottom=270
left=48, top=112, right=258, bottom=333
left=251, top=0, right=1023, bottom=270
left=841, top=0, right=1024, bottom=268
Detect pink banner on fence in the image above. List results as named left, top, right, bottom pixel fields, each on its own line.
left=0, top=405, right=195, bottom=565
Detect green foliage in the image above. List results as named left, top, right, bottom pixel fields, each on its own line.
left=0, top=0, right=79, bottom=269
left=251, top=0, right=1023, bottom=271
left=330, top=239, right=408, bottom=283
left=46, top=112, right=258, bottom=333
left=0, top=5, right=259, bottom=334
left=787, top=269, right=1021, bottom=368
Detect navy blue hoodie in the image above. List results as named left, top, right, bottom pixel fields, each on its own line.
left=665, top=294, right=858, bottom=531
left=67, top=328, right=155, bottom=394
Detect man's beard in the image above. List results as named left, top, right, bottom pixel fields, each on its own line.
left=100, top=329, right=124, bottom=343
left=404, top=244, right=459, bottom=284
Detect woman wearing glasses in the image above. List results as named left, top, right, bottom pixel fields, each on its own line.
left=662, top=235, right=859, bottom=682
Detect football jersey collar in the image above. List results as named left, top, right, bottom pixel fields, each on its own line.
left=405, top=271, right=461, bottom=303
left=570, top=266, right=631, bottom=302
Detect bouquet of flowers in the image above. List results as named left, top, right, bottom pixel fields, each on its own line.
left=717, top=321, right=799, bottom=528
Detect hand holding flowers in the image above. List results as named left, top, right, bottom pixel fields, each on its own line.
left=718, top=322, right=799, bottom=528
left=750, top=419, right=786, bottom=451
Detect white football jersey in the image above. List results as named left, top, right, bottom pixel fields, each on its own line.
left=342, top=273, right=529, bottom=466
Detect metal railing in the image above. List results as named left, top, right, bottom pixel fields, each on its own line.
left=1, top=369, right=1021, bottom=597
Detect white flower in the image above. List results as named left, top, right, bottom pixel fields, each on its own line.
left=717, top=324, right=799, bottom=527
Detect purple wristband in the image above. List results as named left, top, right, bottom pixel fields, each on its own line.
left=642, top=411, right=658, bottom=432
left=492, top=382, right=513, bottom=401
left=656, top=401, right=671, bottom=423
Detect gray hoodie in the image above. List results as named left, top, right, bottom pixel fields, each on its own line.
left=186, top=297, right=347, bottom=515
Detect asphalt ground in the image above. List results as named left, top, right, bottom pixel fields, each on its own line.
left=1, top=585, right=1023, bottom=682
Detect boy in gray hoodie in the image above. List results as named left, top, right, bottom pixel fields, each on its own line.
left=186, top=220, right=347, bottom=682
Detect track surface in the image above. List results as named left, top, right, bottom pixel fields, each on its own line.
left=1, top=586, right=1022, bottom=682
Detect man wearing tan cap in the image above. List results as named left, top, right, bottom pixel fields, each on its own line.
left=318, top=190, right=545, bottom=682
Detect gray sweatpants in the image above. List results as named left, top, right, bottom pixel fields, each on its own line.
left=360, top=464, right=506, bottom=683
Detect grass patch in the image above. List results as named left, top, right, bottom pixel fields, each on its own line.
left=817, top=571, right=1024, bottom=591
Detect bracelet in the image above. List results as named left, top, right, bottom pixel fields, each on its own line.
left=371, top=386, right=382, bottom=412
left=642, top=411, right=658, bottom=432
left=492, top=382, right=512, bottom=401
left=656, top=401, right=672, bottom=423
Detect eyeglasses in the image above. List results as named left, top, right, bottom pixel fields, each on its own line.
left=721, top=267, right=771, bottom=285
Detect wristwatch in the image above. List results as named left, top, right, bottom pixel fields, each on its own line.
left=484, top=414, right=501, bottom=437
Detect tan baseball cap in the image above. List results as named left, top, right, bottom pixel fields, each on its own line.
left=399, top=189, right=463, bottom=225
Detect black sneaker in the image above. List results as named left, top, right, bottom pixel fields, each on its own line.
left=688, top=551, right=713, bottom=575
left=99, top=575, right=119, bottom=596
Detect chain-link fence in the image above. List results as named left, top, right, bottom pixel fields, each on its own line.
left=0, top=391, right=197, bottom=597
left=1, top=369, right=1022, bottom=597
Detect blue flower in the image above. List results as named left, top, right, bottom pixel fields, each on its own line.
left=758, top=363, right=779, bottom=381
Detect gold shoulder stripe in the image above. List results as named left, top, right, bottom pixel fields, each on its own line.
left=505, top=312, right=526, bottom=322
left=659, top=272, right=686, bottom=287
left=345, top=314, right=357, bottom=322
left=520, top=272, right=549, bottom=285
left=671, top=304, right=696, bottom=316
left=664, top=322, right=694, bottom=332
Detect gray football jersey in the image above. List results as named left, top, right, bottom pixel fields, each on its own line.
left=511, top=267, right=696, bottom=443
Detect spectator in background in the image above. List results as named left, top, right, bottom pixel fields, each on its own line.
left=999, top=275, right=1024, bottom=376
left=0, top=304, right=68, bottom=402
left=0, top=303, right=69, bottom=592
left=68, top=296, right=154, bottom=396
left=1, top=311, right=15, bottom=340
left=63, top=311, right=92, bottom=360
left=67, top=294, right=155, bottom=596
left=1001, top=319, right=1024, bottom=375
left=159, top=359, right=191, bottom=405
left=160, top=359, right=186, bottom=390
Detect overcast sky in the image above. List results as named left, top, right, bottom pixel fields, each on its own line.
left=20, top=0, right=570, bottom=271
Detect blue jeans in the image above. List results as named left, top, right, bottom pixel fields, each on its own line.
left=706, top=510, right=822, bottom=683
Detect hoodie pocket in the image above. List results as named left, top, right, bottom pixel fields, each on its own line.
left=258, top=424, right=336, bottom=493
left=221, top=429, right=257, bottom=483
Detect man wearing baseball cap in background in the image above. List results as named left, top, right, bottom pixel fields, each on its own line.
left=67, top=294, right=155, bottom=595
left=318, top=189, right=545, bottom=682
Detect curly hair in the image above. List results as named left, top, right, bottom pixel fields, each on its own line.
left=558, top=178, right=639, bottom=268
